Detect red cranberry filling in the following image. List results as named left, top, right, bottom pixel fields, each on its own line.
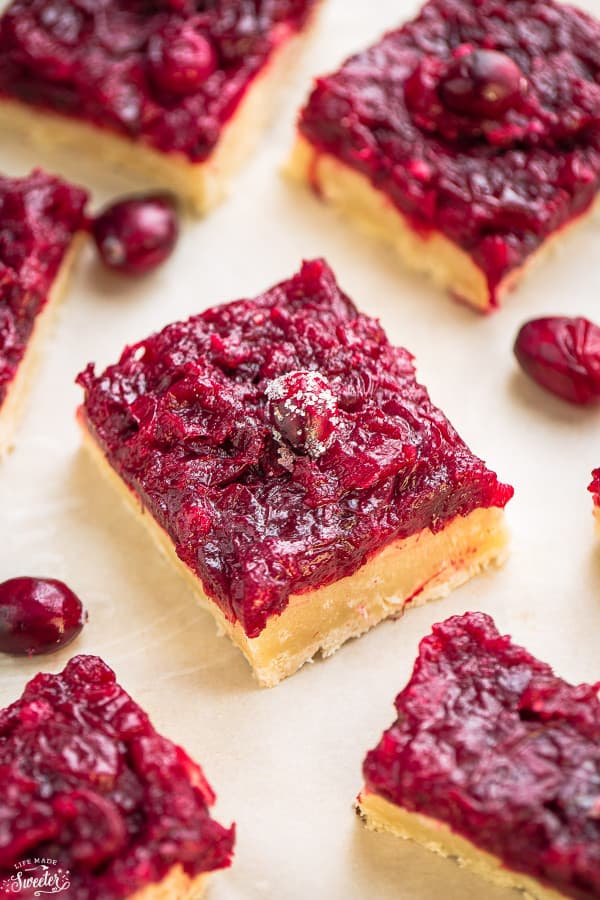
left=588, top=469, right=600, bottom=507
left=92, top=193, right=179, bottom=276
left=364, top=612, right=600, bottom=900
left=0, top=655, right=234, bottom=896
left=0, top=0, right=318, bottom=162
left=298, top=0, right=600, bottom=302
left=0, top=170, right=88, bottom=409
left=0, top=577, right=86, bottom=656
left=514, top=316, right=600, bottom=405
left=77, top=259, right=512, bottom=639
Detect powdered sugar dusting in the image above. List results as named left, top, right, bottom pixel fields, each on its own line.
left=265, top=370, right=339, bottom=459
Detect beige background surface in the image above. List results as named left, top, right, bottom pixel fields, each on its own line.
left=1, top=1, right=600, bottom=898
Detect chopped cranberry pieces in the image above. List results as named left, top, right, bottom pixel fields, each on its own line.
left=0, top=576, right=85, bottom=656
left=0, top=656, right=235, bottom=895
left=148, top=22, right=217, bottom=96
left=298, top=0, right=600, bottom=303
left=78, top=258, right=512, bottom=638
left=92, top=194, right=178, bottom=276
left=439, top=49, right=526, bottom=119
left=514, top=316, right=600, bottom=405
left=0, top=170, right=88, bottom=409
left=363, top=612, right=600, bottom=900
left=266, top=370, right=339, bottom=459
left=0, top=0, right=318, bottom=162
left=589, top=469, right=600, bottom=507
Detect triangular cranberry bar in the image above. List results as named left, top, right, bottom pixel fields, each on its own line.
left=77, top=259, right=512, bottom=686
left=358, top=612, right=600, bottom=900
left=0, top=655, right=234, bottom=898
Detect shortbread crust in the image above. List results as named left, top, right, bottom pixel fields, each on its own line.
left=357, top=791, right=566, bottom=900
left=132, top=867, right=207, bottom=900
left=287, top=136, right=600, bottom=312
left=0, top=15, right=320, bottom=214
left=80, top=413, right=509, bottom=687
left=0, top=233, right=85, bottom=458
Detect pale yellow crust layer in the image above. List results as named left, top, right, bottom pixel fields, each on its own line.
left=0, top=233, right=86, bottom=459
left=130, top=867, right=207, bottom=900
left=79, top=415, right=509, bottom=687
left=286, top=135, right=600, bottom=312
left=357, top=791, right=568, bottom=900
left=0, top=13, right=321, bottom=214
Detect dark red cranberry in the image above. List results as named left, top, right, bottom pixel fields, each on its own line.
left=148, top=22, right=217, bottom=95
left=92, top=194, right=179, bottom=275
left=439, top=49, right=526, bottom=118
left=53, top=790, right=127, bottom=869
left=0, top=577, right=86, bottom=656
left=266, top=370, right=339, bottom=459
left=514, top=316, right=600, bottom=405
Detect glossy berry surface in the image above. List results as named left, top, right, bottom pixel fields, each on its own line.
left=514, top=316, right=600, bottom=405
left=439, top=49, right=526, bottom=119
left=364, top=612, right=600, bottom=900
left=0, top=0, right=318, bottom=162
left=0, top=577, right=85, bottom=656
left=299, top=0, right=600, bottom=305
left=266, top=370, right=339, bottom=459
left=0, top=170, right=88, bottom=407
left=92, top=194, right=178, bottom=276
left=148, top=22, right=217, bottom=95
left=78, top=259, right=512, bottom=639
left=0, top=655, right=234, bottom=895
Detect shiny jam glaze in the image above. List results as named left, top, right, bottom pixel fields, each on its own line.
left=363, top=612, right=600, bottom=900
left=298, top=0, right=600, bottom=304
left=0, top=577, right=86, bottom=656
left=514, top=316, right=600, bottom=405
left=77, top=259, right=512, bottom=638
left=0, top=169, right=88, bottom=408
left=0, top=0, right=318, bottom=162
left=0, top=655, right=234, bottom=897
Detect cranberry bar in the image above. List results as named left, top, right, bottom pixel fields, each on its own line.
left=77, top=259, right=512, bottom=686
left=0, top=655, right=234, bottom=898
left=358, top=612, right=600, bottom=900
left=289, top=0, right=600, bottom=311
left=0, top=169, right=87, bottom=457
left=589, top=469, right=600, bottom=526
left=0, top=0, right=321, bottom=213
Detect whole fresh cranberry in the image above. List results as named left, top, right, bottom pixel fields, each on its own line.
left=92, top=194, right=179, bottom=275
left=514, top=316, right=600, bottom=405
left=148, top=21, right=217, bottom=95
left=439, top=49, right=526, bottom=118
left=266, top=370, right=339, bottom=459
left=0, top=577, right=86, bottom=656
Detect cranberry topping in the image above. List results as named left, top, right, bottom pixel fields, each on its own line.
left=92, top=194, right=178, bottom=276
left=439, top=49, right=526, bottom=119
left=0, top=655, right=234, bottom=896
left=148, top=21, right=217, bottom=95
left=0, top=170, right=88, bottom=409
left=514, top=316, right=600, bottom=405
left=588, top=469, right=600, bottom=507
left=298, top=0, right=600, bottom=303
left=0, top=0, right=318, bottom=162
left=363, top=612, right=600, bottom=900
left=77, top=259, right=512, bottom=639
left=266, top=370, right=339, bottom=460
left=0, top=577, right=85, bottom=656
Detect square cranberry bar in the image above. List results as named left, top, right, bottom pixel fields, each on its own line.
left=358, top=612, right=600, bottom=900
left=77, top=259, right=512, bottom=686
left=0, top=0, right=321, bottom=212
left=0, top=169, right=87, bottom=456
left=289, top=0, right=600, bottom=311
left=0, top=655, right=234, bottom=898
